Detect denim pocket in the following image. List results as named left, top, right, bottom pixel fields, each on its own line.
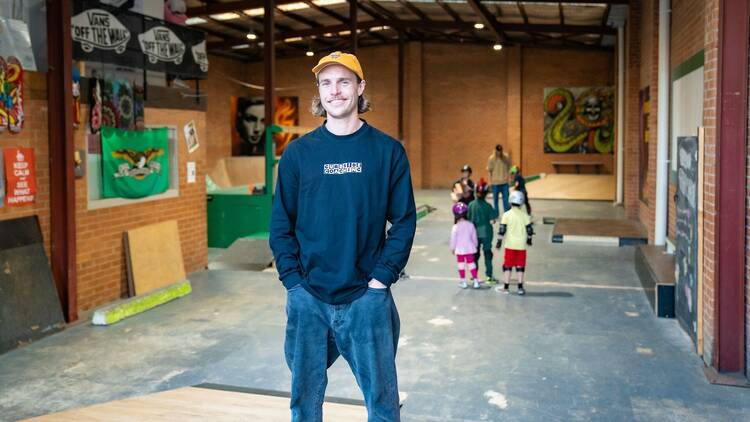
left=367, top=287, right=388, bottom=293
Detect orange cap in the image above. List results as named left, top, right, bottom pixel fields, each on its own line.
left=311, top=51, right=364, bottom=80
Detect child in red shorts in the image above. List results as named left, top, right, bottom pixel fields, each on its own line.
left=495, top=190, right=534, bottom=295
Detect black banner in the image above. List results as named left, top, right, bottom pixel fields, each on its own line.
left=72, top=0, right=208, bottom=79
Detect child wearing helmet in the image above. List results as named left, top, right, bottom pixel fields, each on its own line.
left=495, top=190, right=534, bottom=295
left=450, top=164, right=476, bottom=205
left=510, top=166, right=531, bottom=215
left=468, top=179, right=498, bottom=283
left=450, top=201, right=481, bottom=289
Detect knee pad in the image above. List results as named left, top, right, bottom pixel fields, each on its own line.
left=515, top=266, right=525, bottom=273
left=502, top=266, right=512, bottom=272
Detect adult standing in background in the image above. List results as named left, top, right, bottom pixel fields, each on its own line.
left=487, top=144, right=511, bottom=215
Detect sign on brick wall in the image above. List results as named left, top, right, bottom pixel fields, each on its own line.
left=3, top=147, right=36, bottom=206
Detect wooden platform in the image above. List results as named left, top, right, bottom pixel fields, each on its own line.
left=635, top=245, right=676, bottom=318
left=526, top=174, right=614, bottom=201
left=22, top=385, right=367, bottom=421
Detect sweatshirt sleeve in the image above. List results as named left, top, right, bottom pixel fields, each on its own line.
left=369, top=145, right=417, bottom=286
left=269, top=147, right=303, bottom=290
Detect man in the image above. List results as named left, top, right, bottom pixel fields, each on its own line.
left=270, top=51, right=416, bottom=422
left=487, top=144, right=511, bottom=215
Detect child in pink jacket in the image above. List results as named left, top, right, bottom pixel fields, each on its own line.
left=450, top=202, right=480, bottom=289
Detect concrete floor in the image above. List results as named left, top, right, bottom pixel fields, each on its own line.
left=2, top=190, right=750, bottom=421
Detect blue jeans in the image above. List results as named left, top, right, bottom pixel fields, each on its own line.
left=285, top=285, right=401, bottom=422
left=492, top=183, right=510, bottom=216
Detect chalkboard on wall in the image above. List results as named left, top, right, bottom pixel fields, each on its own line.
left=675, top=136, right=698, bottom=343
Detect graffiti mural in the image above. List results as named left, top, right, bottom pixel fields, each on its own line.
left=543, top=87, right=614, bottom=154
left=0, top=56, right=24, bottom=133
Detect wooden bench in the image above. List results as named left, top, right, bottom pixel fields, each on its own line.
left=551, top=161, right=605, bottom=174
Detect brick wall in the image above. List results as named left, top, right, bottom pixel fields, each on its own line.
left=214, top=43, right=612, bottom=188
left=0, top=72, right=51, bottom=258
left=702, top=0, right=719, bottom=365
left=520, top=48, right=615, bottom=176
left=206, top=55, right=254, bottom=172
left=668, top=0, right=706, bottom=243
left=671, top=0, right=706, bottom=67
left=422, top=43, right=507, bottom=187
left=636, top=0, right=659, bottom=243
left=624, top=0, right=642, bottom=220
left=73, top=107, right=208, bottom=312
left=746, top=40, right=750, bottom=378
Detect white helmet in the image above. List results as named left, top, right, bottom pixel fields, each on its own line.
left=510, top=190, right=525, bottom=206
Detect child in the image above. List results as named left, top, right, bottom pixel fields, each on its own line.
left=450, top=202, right=480, bottom=289
left=451, top=164, right=475, bottom=204
left=495, top=190, right=534, bottom=295
left=510, top=166, right=531, bottom=216
left=469, top=179, right=497, bottom=283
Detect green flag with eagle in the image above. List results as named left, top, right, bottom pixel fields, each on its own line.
left=102, top=126, right=170, bottom=199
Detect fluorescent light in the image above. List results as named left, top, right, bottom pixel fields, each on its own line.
left=210, top=12, right=241, bottom=20
left=247, top=32, right=258, bottom=40
left=493, top=43, right=503, bottom=51
left=306, top=50, right=314, bottom=57
left=474, top=22, right=484, bottom=29
left=284, top=36, right=304, bottom=42
left=279, top=2, right=310, bottom=11
left=339, top=30, right=351, bottom=35
left=313, top=0, right=346, bottom=5
left=185, top=17, right=207, bottom=25
left=243, top=8, right=265, bottom=16
left=231, top=44, right=250, bottom=49
left=370, top=25, right=391, bottom=32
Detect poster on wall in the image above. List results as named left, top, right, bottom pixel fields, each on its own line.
left=543, top=87, right=614, bottom=154
left=88, top=76, right=145, bottom=134
left=675, top=136, right=699, bottom=343
left=183, top=120, right=199, bottom=153
left=639, top=87, right=650, bottom=201
left=230, top=96, right=299, bottom=157
left=72, top=0, right=208, bottom=79
left=3, top=147, right=36, bottom=206
left=101, top=126, right=170, bottom=199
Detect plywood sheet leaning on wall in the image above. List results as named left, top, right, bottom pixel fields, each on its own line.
left=124, top=220, right=186, bottom=296
left=0, top=216, right=65, bottom=355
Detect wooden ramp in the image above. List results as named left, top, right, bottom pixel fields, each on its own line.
left=22, top=385, right=367, bottom=421
left=527, top=174, right=614, bottom=201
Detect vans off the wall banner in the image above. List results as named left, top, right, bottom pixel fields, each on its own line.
left=72, top=0, right=208, bottom=79
left=101, top=126, right=169, bottom=199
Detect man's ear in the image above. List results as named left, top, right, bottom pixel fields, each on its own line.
left=358, top=79, right=366, bottom=96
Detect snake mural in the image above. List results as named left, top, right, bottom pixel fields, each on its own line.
left=543, top=87, right=614, bottom=154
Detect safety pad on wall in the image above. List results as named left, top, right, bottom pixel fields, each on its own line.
left=0, top=216, right=65, bottom=355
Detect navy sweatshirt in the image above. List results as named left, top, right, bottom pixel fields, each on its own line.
left=269, top=121, right=417, bottom=305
